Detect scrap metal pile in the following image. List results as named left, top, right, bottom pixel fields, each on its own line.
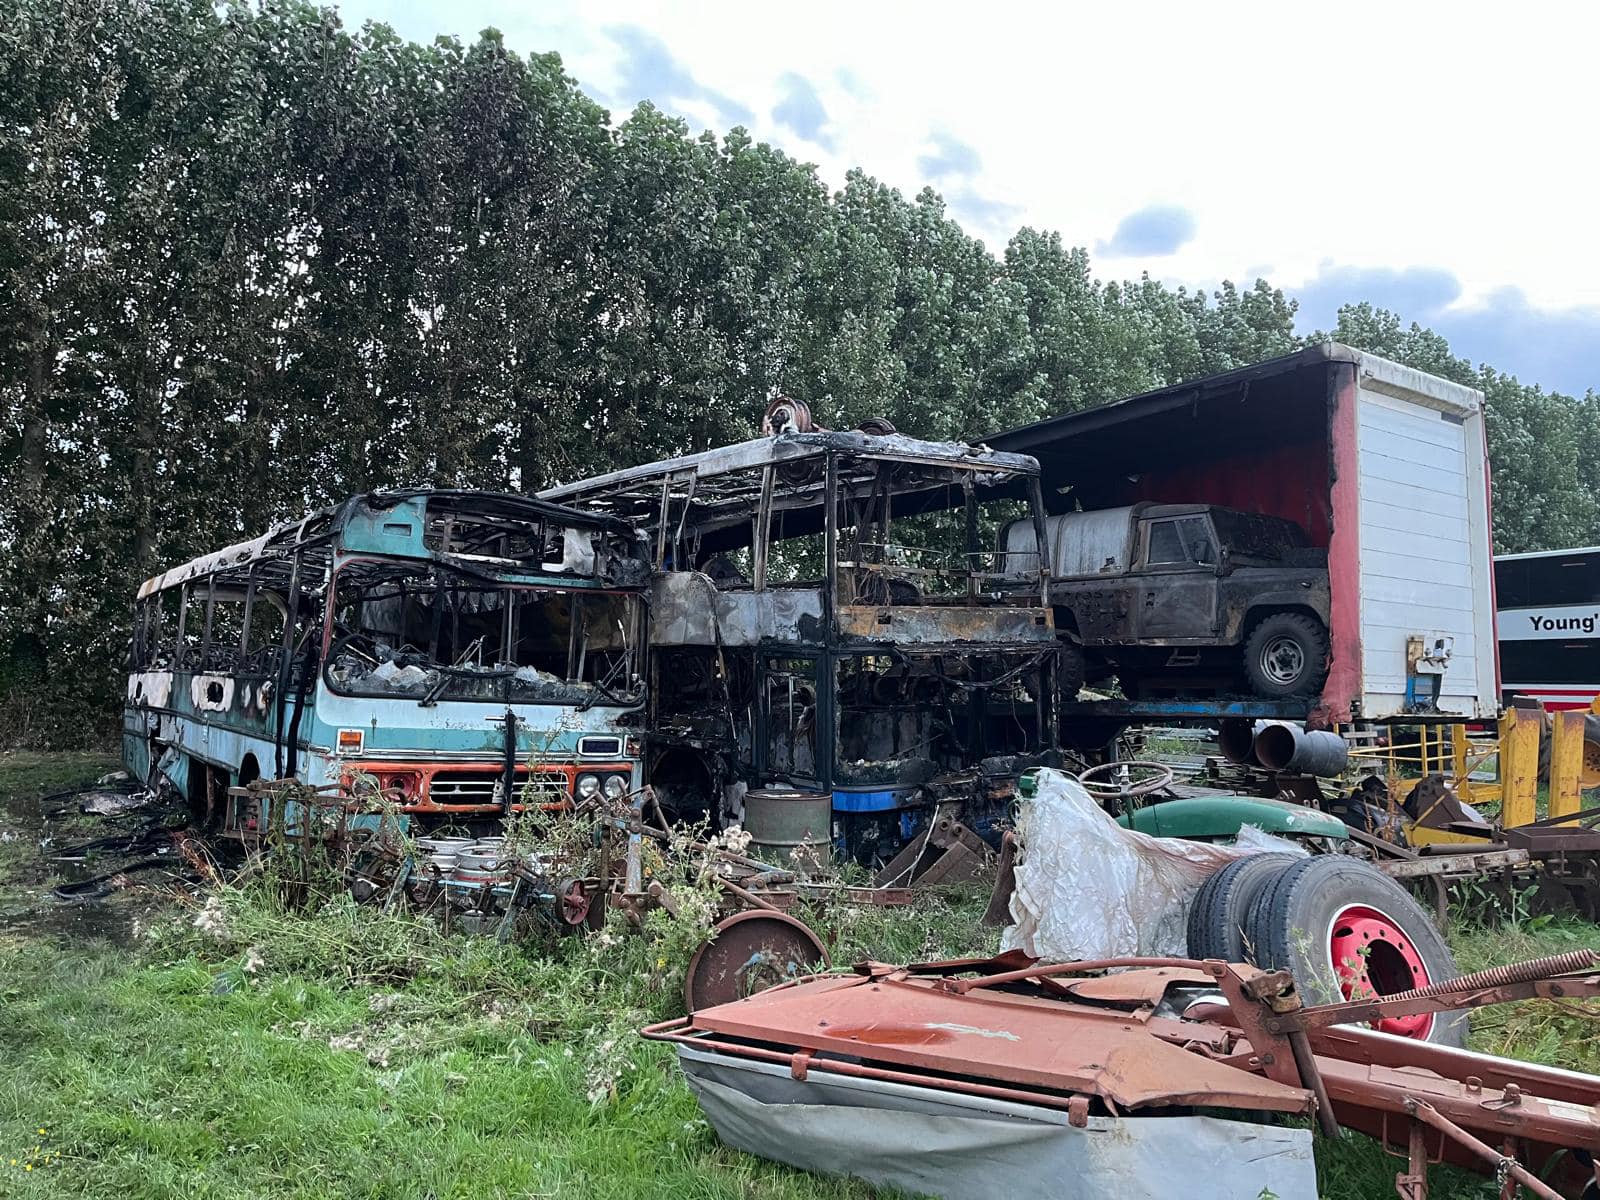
left=646, top=948, right=1600, bottom=1200
left=226, top=778, right=890, bottom=1006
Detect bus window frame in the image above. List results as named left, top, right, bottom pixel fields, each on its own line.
left=320, top=557, right=645, bottom=707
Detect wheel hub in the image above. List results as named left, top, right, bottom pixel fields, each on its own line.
left=1328, top=903, right=1433, bottom=1039
left=1261, top=636, right=1305, bottom=686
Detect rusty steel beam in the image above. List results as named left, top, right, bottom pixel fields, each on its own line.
left=1405, top=1100, right=1564, bottom=1200
left=1268, top=950, right=1600, bottom=1035
left=1394, top=1118, right=1431, bottom=1200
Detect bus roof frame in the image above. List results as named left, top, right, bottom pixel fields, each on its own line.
left=538, top=429, right=1042, bottom=544
left=136, top=489, right=635, bottom=599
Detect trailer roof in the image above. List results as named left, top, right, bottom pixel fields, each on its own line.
left=988, top=343, right=1480, bottom=450
left=983, top=343, right=1482, bottom=517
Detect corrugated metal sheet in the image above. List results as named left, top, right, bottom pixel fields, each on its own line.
left=999, top=508, right=1137, bottom=579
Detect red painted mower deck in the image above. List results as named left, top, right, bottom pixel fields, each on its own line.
left=645, top=951, right=1600, bottom=1199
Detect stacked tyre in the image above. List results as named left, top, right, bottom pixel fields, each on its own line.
left=1187, top=853, right=1467, bottom=1047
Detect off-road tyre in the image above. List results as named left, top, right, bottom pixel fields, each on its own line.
left=1186, top=853, right=1299, bottom=962
left=1243, top=612, right=1330, bottom=699
left=1244, top=854, right=1467, bottom=1046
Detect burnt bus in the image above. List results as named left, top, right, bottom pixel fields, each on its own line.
left=540, top=414, right=1062, bottom=863
left=1495, top=545, right=1600, bottom=711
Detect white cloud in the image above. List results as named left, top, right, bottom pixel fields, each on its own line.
left=334, top=0, right=1600, bottom=384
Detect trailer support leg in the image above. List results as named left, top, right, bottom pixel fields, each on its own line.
left=1550, top=709, right=1586, bottom=822
left=1404, top=1100, right=1562, bottom=1200
left=1499, top=708, right=1540, bottom=829
left=1395, top=1118, right=1430, bottom=1200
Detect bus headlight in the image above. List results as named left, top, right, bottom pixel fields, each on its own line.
left=575, top=773, right=601, bottom=799
left=603, top=773, right=629, bottom=799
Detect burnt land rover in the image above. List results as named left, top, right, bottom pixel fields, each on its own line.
left=1000, top=502, right=1331, bottom=699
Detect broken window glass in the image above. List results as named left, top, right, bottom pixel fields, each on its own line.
left=323, top=564, right=642, bottom=707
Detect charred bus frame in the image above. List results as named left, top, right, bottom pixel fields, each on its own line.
left=125, top=490, right=650, bottom=832
left=542, top=428, right=1063, bottom=860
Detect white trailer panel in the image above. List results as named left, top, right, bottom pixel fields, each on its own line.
left=1351, top=356, right=1496, bottom=718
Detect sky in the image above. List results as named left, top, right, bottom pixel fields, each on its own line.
left=339, top=0, right=1600, bottom=396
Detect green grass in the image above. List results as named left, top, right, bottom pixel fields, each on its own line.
left=0, top=754, right=1595, bottom=1199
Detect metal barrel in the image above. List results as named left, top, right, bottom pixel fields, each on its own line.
left=743, top=788, right=833, bottom=868
left=1253, top=723, right=1348, bottom=776
left=1218, top=718, right=1267, bottom=766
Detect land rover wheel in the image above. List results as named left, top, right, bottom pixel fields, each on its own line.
left=1243, top=612, right=1329, bottom=699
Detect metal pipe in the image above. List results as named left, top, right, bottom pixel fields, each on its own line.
left=716, top=876, right=781, bottom=913
left=1218, top=718, right=1265, bottom=765
left=1404, top=1100, right=1563, bottom=1200
left=945, top=956, right=1212, bottom=994
left=1287, top=1028, right=1340, bottom=1139
left=1254, top=723, right=1349, bottom=775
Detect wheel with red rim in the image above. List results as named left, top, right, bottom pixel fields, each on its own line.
left=555, top=878, right=592, bottom=931
left=1244, top=854, right=1466, bottom=1047
left=1326, top=902, right=1433, bottom=1039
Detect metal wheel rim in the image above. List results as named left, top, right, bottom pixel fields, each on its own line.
left=683, top=910, right=829, bottom=1012
left=1324, top=901, right=1434, bottom=1040
left=1260, top=635, right=1306, bottom=686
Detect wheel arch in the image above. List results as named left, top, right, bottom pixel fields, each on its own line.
left=1240, top=602, right=1326, bottom=641
left=1051, top=605, right=1082, bottom=643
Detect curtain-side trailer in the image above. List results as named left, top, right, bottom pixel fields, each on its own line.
left=987, top=343, right=1498, bottom=727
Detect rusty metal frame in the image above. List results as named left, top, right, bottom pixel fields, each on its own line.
left=551, top=429, right=1064, bottom=823
left=646, top=949, right=1600, bottom=1199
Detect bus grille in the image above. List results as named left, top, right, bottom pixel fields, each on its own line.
left=429, top=770, right=569, bottom=805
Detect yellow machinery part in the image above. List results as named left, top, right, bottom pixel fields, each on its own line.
left=1405, top=821, right=1493, bottom=847
left=1499, top=707, right=1540, bottom=829
left=1550, top=709, right=1587, bottom=821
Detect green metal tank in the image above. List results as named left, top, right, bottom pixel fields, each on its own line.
left=744, top=787, right=833, bottom=868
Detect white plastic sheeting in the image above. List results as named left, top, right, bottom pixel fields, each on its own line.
left=679, top=1044, right=1317, bottom=1200
left=1002, top=769, right=1306, bottom=961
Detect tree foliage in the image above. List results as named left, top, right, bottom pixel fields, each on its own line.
left=1, top=1, right=1593, bottom=744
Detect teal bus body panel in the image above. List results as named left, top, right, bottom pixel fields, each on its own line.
left=335, top=495, right=432, bottom=558
left=124, top=669, right=640, bottom=795
left=123, top=667, right=302, bottom=791
left=307, top=691, right=638, bottom=763
left=121, top=491, right=649, bottom=814
left=333, top=512, right=614, bottom=590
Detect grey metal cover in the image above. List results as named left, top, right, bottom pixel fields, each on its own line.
left=677, top=1044, right=1316, bottom=1200
left=999, top=506, right=1138, bottom=580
